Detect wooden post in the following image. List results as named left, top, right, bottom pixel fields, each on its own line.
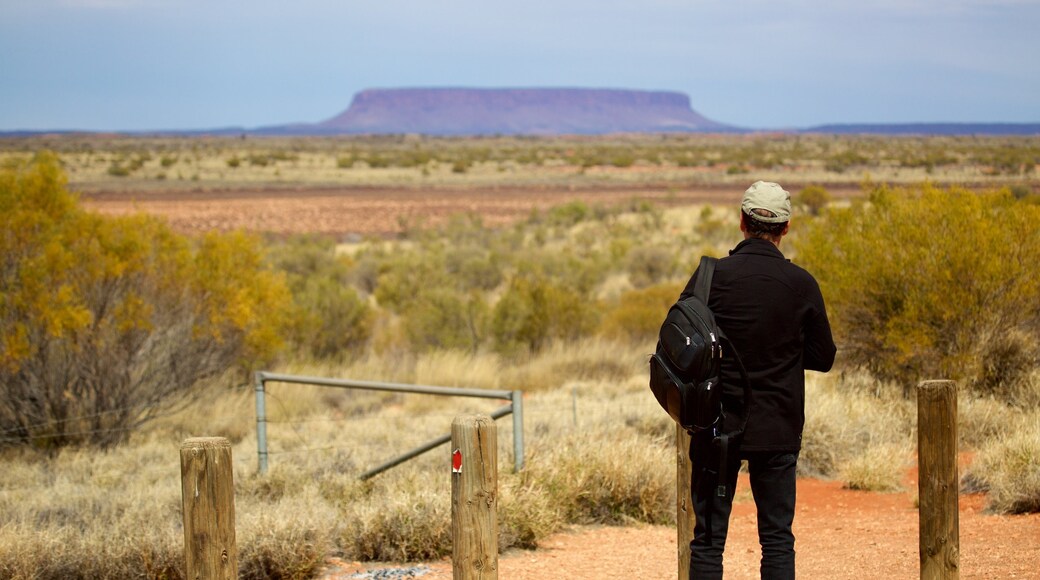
left=451, top=415, right=498, bottom=580
left=677, top=425, right=694, bottom=579
left=181, top=437, right=238, bottom=580
left=917, top=380, right=959, bottom=580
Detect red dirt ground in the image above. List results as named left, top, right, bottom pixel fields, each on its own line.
left=78, top=183, right=862, bottom=237
left=323, top=475, right=1040, bottom=579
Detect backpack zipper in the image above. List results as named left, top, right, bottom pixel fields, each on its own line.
left=676, top=301, right=722, bottom=360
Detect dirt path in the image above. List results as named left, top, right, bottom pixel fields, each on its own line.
left=324, top=476, right=1040, bottom=579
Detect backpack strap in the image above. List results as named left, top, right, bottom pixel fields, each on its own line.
left=715, top=432, right=730, bottom=498
left=695, top=255, right=754, bottom=502
left=693, top=256, right=717, bottom=303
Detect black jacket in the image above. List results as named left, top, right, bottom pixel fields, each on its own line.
left=680, top=238, right=836, bottom=452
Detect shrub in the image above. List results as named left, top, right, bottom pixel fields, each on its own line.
left=238, top=504, right=333, bottom=580
left=0, top=153, right=291, bottom=449
left=825, top=149, right=869, bottom=173
left=248, top=154, right=270, bottom=167
left=524, top=429, right=674, bottom=525
left=975, top=329, right=1038, bottom=400
left=491, top=274, right=597, bottom=354
left=266, top=235, right=373, bottom=359
left=444, top=244, right=502, bottom=291
left=373, top=251, right=445, bottom=312
left=625, top=245, right=676, bottom=288
left=799, top=373, right=913, bottom=479
left=795, top=184, right=1040, bottom=392
left=796, top=185, right=831, bottom=216
left=964, top=414, right=1040, bottom=513
left=402, top=288, right=488, bottom=352
left=502, top=338, right=645, bottom=391
left=838, top=441, right=910, bottom=492
left=106, top=163, right=130, bottom=177
left=498, top=475, right=563, bottom=549
left=289, top=276, right=372, bottom=359
left=545, top=200, right=593, bottom=227
left=693, top=205, right=731, bottom=246
left=600, top=282, right=683, bottom=341
left=344, top=489, right=452, bottom=561
left=609, top=153, right=635, bottom=168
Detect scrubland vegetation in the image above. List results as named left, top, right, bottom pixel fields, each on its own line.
left=1, top=144, right=1038, bottom=578
left=1, top=134, right=1038, bottom=192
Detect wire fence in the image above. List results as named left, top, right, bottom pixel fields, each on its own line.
left=255, top=382, right=667, bottom=473
left=0, top=377, right=670, bottom=498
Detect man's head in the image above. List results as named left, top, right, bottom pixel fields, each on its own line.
left=740, top=181, right=791, bottom=244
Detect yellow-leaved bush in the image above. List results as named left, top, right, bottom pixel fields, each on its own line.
left=794, top=183, right=1040, bottom=394
left=0, top=152, right=291, bottom=449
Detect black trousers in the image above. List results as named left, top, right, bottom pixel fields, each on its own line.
left=689, top=433, right=799, bottom=580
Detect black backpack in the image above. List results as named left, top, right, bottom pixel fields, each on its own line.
left=648, top=256, right=752, bottom=497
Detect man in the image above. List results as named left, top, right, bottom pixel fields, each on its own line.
left=681, top=181, right=837, bottom=579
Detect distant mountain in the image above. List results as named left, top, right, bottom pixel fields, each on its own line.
left=801, top=123, right=1040, bottom=136
left=3, top=89, right=1039, bottom=136
left=291, top=87, right=738, bottom=135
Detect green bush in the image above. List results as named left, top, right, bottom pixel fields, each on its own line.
left=545, top=200, right=592, bottom=227
left=402, top=288, right=488, bottom=352
left=290, top=277, right=372, bottom=359
left=106, top=163, right=130, bottom=177
left=796, top=185, right=831, bottom=216
left=373, top=250, right=448, bottom=311
left=795, top=184, right=1040, bottom=392
left=600, top=282, right=683, bottom=341
left=625, top=245, right=676, bottom=288
left=266, top=235, right=373, bottom=359
left=444, top=244, right=502, bottom=291
left=491, top=274, right=597, bottom=354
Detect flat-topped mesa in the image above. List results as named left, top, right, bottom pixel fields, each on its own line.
left=319, top=88, right=735, bottom=135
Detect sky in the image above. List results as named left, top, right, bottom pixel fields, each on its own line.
left=1, top=0, right=1039, bottom=131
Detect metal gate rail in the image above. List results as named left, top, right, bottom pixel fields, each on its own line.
left=253, top=371, right=524, bottom=478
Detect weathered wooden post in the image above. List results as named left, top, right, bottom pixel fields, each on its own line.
left=180, top=437, right=238, bottom=580
left=917, top=380, right=959, bottom=580
left=451, top=414, right=498, bottom=579
left=677, top=425, right=694, bottom=579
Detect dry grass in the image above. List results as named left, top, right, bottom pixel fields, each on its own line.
left=963, top=411, right=1040, bottom=514
left=1, top=344, right=1036, bottom=577
left=800, top=371, right=914, bottom=481
left=839, top=441, right=913, bottom=492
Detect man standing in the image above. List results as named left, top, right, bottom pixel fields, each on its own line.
left=682, top=181, right=837, bottom=579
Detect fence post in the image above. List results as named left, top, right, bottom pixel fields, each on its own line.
left=254, top=371, right=268, bottom=475
left=677, top=425, right=693, bottom=579
left=451, top=415, right=498, bottom=579
left=917, top=380, right=959, bottom=580
left=511, top=389, right=524, bottom=472
left=180, top=437, right=238, bottom=580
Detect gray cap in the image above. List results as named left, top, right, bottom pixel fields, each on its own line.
left=741, top=181, right=791, bottom=223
